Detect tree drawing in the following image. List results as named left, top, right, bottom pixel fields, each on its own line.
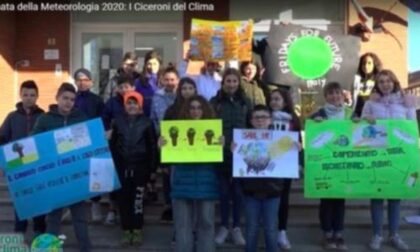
left=12, top=142, right=24, bottom=159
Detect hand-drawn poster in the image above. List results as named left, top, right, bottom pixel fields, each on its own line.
left=233, top=129, right=299, bottom=178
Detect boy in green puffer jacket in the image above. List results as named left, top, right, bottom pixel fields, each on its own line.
left=32, top=83, right=91, bottom=252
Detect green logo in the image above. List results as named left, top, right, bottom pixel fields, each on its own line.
left=287, top=36, right=333, bottom=80
left=31, top=234, right=63, bottom=252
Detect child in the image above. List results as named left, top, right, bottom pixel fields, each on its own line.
left=102, top=52, right=140, bottom=101
left=150, top=66, right=180, bottom=133
left=0, top=80, right=46, bottom=236
left=135, top=50, right=162, bottom=117
left=159, top=77, right=198, bottom=222
left=353, top=52, right=382, bottom=117
left=102, top=74, right=136, bottom=225
left=210, top=68, right=252, bottom=245
left=109, top=91, right=157, bottom=246
left=240, top=61, right=266, bottom=107
left=362, top=69, right=415, bottom=251
left=268, top=88, right=301, bottom=250
left=32, top=83, right=90, bottom=252
left=73, top=68, right=105, bottom=222
left=159, top=95, right=220, bottom=252
left=238, top=105, right=300, bottom=252
left=310, top=82, right=353, bottom=250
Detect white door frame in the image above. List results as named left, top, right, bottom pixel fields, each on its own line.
left=70, top=22, right=183, bottom=80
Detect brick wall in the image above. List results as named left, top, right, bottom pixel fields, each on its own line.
left=15, top=11, right=71, bottom=112
left=348, top=0, right=408, bottom=86
left=0, top=12, right=16, bottom=123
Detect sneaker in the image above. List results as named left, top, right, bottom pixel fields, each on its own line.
left=132, top=229, right=143, bottom=246
left=335, top=237, right=348, bottom=251
left=121, top=230, right=132, bottom=247
left=277, top=230, right=291, bottom=250
left=91, top=202, right=102, bottom=222
left=214, top=226, right=229, bottom=245
left=369, top=235, right=383, bottom=251
left=104, top=211, right=116, bottom=225
left=323, top=234, right=336, bottom=250
left=160, top=207, right=173, bottom=222
left=231, top=227, right=246, bottom=246
left=389, top=234, right=409, bottom=251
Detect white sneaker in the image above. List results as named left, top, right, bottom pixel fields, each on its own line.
left=91, top=202, right=102, bottom=222
left=369, top=235, right=383, bottom=251
left=104, top=211, right=116, bottom=225
left=231, top=227, right=246, bottom=246
left=277, top=230, right=291, bottom=250
left=389, top=234, right=409, bottom=251
left=214, top=226, right=229, bottom=245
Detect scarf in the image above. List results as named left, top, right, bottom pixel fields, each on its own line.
left=324, top=103, right=345, bottom=119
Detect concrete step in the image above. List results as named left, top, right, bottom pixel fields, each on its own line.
left=1, top=203, right=419, bottom=230
left=1, top=224, right=419, bottom=252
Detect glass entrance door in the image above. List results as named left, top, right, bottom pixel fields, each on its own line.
left=72, top=23, right=182, bottom=99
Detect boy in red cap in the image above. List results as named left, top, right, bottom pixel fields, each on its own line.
left=108, top=90, right=157, bottom=246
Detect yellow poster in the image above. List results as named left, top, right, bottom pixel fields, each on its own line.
left=160, top=120, right=223, bottom=163
left=190, top=18, right=253, bottom=61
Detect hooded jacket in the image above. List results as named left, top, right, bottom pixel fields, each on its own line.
left=110, top=113, right=157, bottom=179
left=31, top=105, right=87, bottom=134
left=0, top=103, right=44, bottom=144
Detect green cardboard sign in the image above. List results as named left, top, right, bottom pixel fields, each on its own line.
left=305, top=120, right=420, bottom=199
left=160, top=120, right=223, bottom=163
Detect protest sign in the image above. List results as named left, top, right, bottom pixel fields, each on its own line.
left=305, top=120, right=420, bottom=199
left=160, top=119, right=223, bottom=163
left=190, top=18, right=253, bottom=61
left=0, top=118, right=121, bottom=220
left=263, top=23, right=360, bottom=89
left=233, top=129, right=299, bottom=178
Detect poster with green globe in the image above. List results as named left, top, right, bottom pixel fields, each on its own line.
left=262, top=23, right=360, bottom=90
left=304, top=120, right=420, bottom=199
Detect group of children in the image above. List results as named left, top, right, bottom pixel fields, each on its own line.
left=0, top=49, right=417, bottom=252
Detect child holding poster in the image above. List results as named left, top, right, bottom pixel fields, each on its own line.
left=159, top=77, right=198, bottom=222
left=268, top=88, right=301, bottom=250
left=361, top=69, right=416, bottom=251
left=310, top=82, right=353, bottom=250
left=237, top=105, right=300, bottom=252
left=109, top=91, right=157, bottom=246
left=158, top=95, right=220, bottom=252
left=0, top=80, right=46, bottom=237
left=31, top=83, right=91, bottom=252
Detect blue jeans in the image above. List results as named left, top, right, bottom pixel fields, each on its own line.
left=173, top=199, right=215, bottom=252
left=47, top=202, right=91, bottom=252
left=218, top=174, right=243, bottom=228
left=370, top=199, right=400, bottom=236
left=245, top=196, right=280, bottom=252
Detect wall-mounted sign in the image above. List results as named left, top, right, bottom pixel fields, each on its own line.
left=44, top=49, right=59, bottom=60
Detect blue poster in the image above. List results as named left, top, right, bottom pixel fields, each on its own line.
left=0, top=118, right=121, bottom=220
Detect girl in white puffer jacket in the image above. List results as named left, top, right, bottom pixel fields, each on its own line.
left=361, top=69, right=417, bottom=251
